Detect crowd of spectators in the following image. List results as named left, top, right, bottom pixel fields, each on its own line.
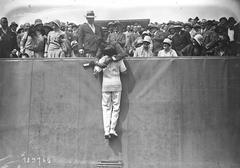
left=0, top=12, right=240, bottom=58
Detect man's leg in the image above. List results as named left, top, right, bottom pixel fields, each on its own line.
left=102, top=92, right=112, bottom=138
left=110, top=91, right=121, bottom=136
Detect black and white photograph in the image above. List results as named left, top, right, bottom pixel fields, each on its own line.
left=0, top=0, right=240, bottom=168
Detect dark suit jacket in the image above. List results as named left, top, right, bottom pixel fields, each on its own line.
left=76, top=23, right=103, bottom=55
left=0, top=27, right=18, bottom=58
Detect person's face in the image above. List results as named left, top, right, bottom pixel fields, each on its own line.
left=163, top=43, right=170, bottom=50
left=133, top=26, right=138, bottom=33
left=67, top=27, right=73, bottom=33
left=11, top=26, right=17, bottom=32
left=87, top=18, right=94, bottom=25
left=184, top=26, right=191, bottom=32
left=24, top=23, right=30, bottom=31
left=143, top=41, right=150, bottom=49
left=1, top=18, right=8, bottom=29
left=169, top=28, right=175, bottom=34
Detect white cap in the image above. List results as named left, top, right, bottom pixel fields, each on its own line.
left=143, top=36, right=151, bottom=43
left=163, top=38, right=172, bottom=45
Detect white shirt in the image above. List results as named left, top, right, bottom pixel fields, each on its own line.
left=228, top=28, right=235, bottom=42
left=87, top=23, right=95, bottom=34
left=158, top=49, right=178, bottom=57
left=96, top=56, right=127, bottom=92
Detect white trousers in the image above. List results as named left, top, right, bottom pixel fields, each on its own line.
left=102, top=91, right=121, bottom=134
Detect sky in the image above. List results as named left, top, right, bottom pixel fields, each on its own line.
left=1, top=0, right=240, bottom=24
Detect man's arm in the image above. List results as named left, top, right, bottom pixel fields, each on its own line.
left=76, top=25, right=84, bottom=52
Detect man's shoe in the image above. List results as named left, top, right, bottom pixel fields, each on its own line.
left=104, top=134, right=111, bottom=139
left=109, top=130, right=118, bottom=137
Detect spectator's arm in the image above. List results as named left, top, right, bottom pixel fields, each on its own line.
left=76, top=25, right=84, bottom=50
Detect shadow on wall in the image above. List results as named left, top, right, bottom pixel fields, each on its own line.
left=108, top=60, right=135, bottom=156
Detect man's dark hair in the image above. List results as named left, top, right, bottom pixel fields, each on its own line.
left=103, top=45, right=117, bottom=56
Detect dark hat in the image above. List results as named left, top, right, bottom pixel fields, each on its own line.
left=219, top=17, right=227, bottom=22
left=183, top=22, right=192, bottom=28
left=72, top=24, right=78, bottom=28
left=193, top=23, right=201, bottom=28
left=85, top=10, right=95, bottom=19
left=34, top=19, right=43, bottom=26
left=103, top=44, right=117, bottom=56
left=10, top=21, right=18, bottom=27
left=194, top=17, right=199, bottom=21
left=228, top=17, right=237, bottom=24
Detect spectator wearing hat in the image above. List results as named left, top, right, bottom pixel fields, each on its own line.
left=134, top=35, right=153, bottom=57
left=202, top=21, right=219, bottom=53
left=129, top=26, right=140, bottom=43
left=0, top=17, right=18, bottom=58
left=190, top=23, right=202, bottom=38
left=20, top=24, right=45, bottom=58
left=10, top=22, right=18, bottom=34
left=76, top=10, right=103, bottom=58
left=219, top=17, right=228, bottom=28
left=227, top=17, right=239, bottom=56
left=107, top=22, right=115, bottom=34
left=183, top=23, right=192, bottom=33
left=180, top=34, right=206, bottom=56
left=169, top=25, right=191, bottom=55
left=17, top=23, right=30, bottom=49
left=149, top=23, right=168, bottom=55
left=124, top=25, right=133, bottom=54
left=158, top=38, right=177, bottom=57
left=106, top=21, right=126, bottom=51
left=44, top=19, right=66, bottom=58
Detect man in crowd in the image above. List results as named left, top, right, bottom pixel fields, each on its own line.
left=227, top=17, right=240, bottom=56
left=76, top=10, right=103, bottom=58
left=10, top=22, right=18, bottom=34
left=106, top=21, right=126, bottom=51
left=0, top=17, right=18, bottom=58
left=170, top=25, right=192, bottom=55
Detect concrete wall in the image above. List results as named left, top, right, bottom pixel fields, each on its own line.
left=0, top=57, right=240, bottom=168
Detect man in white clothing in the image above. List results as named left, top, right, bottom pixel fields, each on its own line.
left=94, top=45, right=127, bottom=139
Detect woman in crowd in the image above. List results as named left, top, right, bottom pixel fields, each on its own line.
left=158, top=38, right=178, bottom=57
left=44, top=20, right=65, bottom=58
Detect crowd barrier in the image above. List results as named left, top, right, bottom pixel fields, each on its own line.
left=0, top=57, right=240, bottom=168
